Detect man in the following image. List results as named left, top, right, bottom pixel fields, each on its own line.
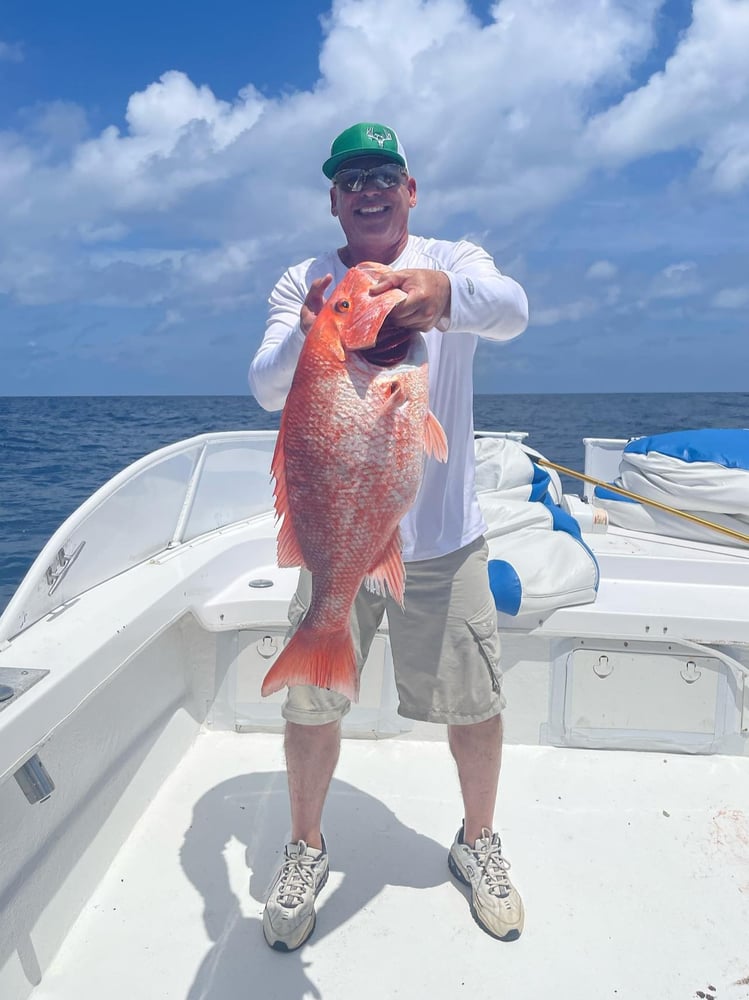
left=249, top=121, right=529, bottom=951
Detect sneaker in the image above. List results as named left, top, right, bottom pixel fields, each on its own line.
left=448, top=825, right=524, bottom=940
left=263, top=837, right=329, bottom=952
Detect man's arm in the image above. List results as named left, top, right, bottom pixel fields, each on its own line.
left=248, top=269, right=332, bottom=412
left=441, top=241, right=528, bottom=341
left=371, top=241, right=529, bottom=342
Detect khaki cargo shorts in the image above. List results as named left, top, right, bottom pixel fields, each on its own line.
left=281, top=535, right=505, bottom=727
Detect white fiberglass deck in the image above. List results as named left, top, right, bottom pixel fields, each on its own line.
left=33, top=732, right=749, bottom=1000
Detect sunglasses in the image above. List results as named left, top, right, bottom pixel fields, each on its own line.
left=333, top=163, right=407, bottom=193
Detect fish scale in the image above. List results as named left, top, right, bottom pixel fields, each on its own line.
left=261, top=263, right=448, bottom=701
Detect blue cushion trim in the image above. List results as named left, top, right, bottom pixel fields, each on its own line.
left=624, top=429, right=749, bottom=470
left=529, top=465, right=551, bottom=502
left=593, top=484, right=638, bottom=504
left=541, top=495, right=600, bottom=590
left=546, top=502, right=582, bottom=539
left=488, top=560, right=523, bottom=616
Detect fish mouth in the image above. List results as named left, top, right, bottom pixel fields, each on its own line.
left=356, top=321, right=414, bottom=368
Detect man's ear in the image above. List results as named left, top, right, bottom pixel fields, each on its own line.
left=408, top=177, right=417, bottom=208
left=330, top=187, right=338, bottom=218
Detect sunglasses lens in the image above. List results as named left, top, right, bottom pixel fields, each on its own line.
left=371, top=165, right=404, bottom=188
left=334, top=164, right=405, bottom=192
left=334, top=169, right=363, bottom=192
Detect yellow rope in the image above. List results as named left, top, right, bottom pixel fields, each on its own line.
left=536, top=457, right=749, bottom=546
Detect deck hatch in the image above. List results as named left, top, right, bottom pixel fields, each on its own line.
left=545, top=641, right=736, bottom=753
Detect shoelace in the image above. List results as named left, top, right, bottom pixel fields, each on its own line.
left=276, top=843, right=320, bottom=908
left=472, top=829, right=512, bottom=898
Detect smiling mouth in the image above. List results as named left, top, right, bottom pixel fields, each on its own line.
left=355, top=205, right=389, bottom=216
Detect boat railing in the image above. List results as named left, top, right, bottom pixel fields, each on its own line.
left=582, top=437, right=628, bottom=500
left=0, top=431, right=279, bottom=644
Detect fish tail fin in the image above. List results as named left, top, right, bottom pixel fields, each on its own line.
left=424, top=409, right=448, bottom=462
left=260, top=624, right=359, bottom=702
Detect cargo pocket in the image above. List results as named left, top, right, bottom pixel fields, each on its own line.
left=467, top=600, right=503, bottom=694
left=287, top=570, right=312, bottom=632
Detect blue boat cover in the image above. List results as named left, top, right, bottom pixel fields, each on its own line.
left=625, top=429, right=749, bottom=469
left=592, top=428, right=749, bottom=546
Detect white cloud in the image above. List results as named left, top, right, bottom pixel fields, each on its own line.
left=0, top=0, right=747, bottom=379
left=0, top=0, right=657, bottom=313
left=77, top=221, right=129, bottom=244
left=585, top=0, right=749, bottom=191
left=698, top=121, right=749, bottom=193
left=586, top=260, right=618, bottom=280
left=19, top=100, right=89, bottom=153
left=712, top=286, right=749, bottom=308
left=649, top=261, right=703, bottom=299
left=531, top=298, right=598, bottom=326
left=70, top=71, right=266, bottom=210
left=0, top=40, right=23, bottom=62
left=604, top=284, right=622, bottom=306
left=155, top=309, right=183, bottom=332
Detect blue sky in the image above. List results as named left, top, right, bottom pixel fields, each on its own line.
left=1, top=0, right=748, bottom=397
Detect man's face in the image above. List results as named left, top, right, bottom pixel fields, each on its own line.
left=330, top=156, right=417, bottom=252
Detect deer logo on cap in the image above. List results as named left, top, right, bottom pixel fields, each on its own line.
left=366, top=126, right=392, bottom=148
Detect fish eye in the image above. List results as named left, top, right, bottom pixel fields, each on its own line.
left=334, top=299, right=351, bottom=313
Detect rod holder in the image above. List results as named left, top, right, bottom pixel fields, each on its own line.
left=15, top=754, right=55, bottom=804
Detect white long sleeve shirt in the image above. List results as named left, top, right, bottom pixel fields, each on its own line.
left=249, top=235, right=529, bottom=562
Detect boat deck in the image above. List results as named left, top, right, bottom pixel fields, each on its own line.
left=32, top=732, right=749, bottom=1000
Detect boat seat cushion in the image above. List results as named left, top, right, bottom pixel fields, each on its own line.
left=474, top=437, right=599, bottom=615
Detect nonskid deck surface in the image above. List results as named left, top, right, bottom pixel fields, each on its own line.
left=34, top=733, right=749, bottom=1000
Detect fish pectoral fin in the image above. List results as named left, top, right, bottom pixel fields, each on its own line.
left=365, top=530, right=406, bottom=608
left=379, top=381, right=405, bottom=414
left=271, top=421, right=306, bottom=568
left=424, top=409, right=449, bottom=463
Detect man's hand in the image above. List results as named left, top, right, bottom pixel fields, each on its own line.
left=300, top=274, right=334, bottom=335
left=369, top=269, right=451, bottom=332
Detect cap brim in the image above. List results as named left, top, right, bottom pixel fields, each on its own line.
left=322, top=150, right=407, bottom=180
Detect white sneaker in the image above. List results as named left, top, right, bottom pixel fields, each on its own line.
left=448, top=825, right=524, bottom=940
left=263, top=838, right=329, bottom=952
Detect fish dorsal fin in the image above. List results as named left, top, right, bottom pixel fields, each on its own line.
left=424, top=410, right=449, bottom=463
left=364, top=529, right=406, bottom=609
left=271, top=420, right=306, bottom=568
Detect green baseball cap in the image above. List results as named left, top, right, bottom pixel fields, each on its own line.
left=322, top=122, right=408, bottom=179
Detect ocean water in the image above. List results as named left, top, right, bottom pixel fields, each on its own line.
left=1, top=393, right=748, bottom=614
